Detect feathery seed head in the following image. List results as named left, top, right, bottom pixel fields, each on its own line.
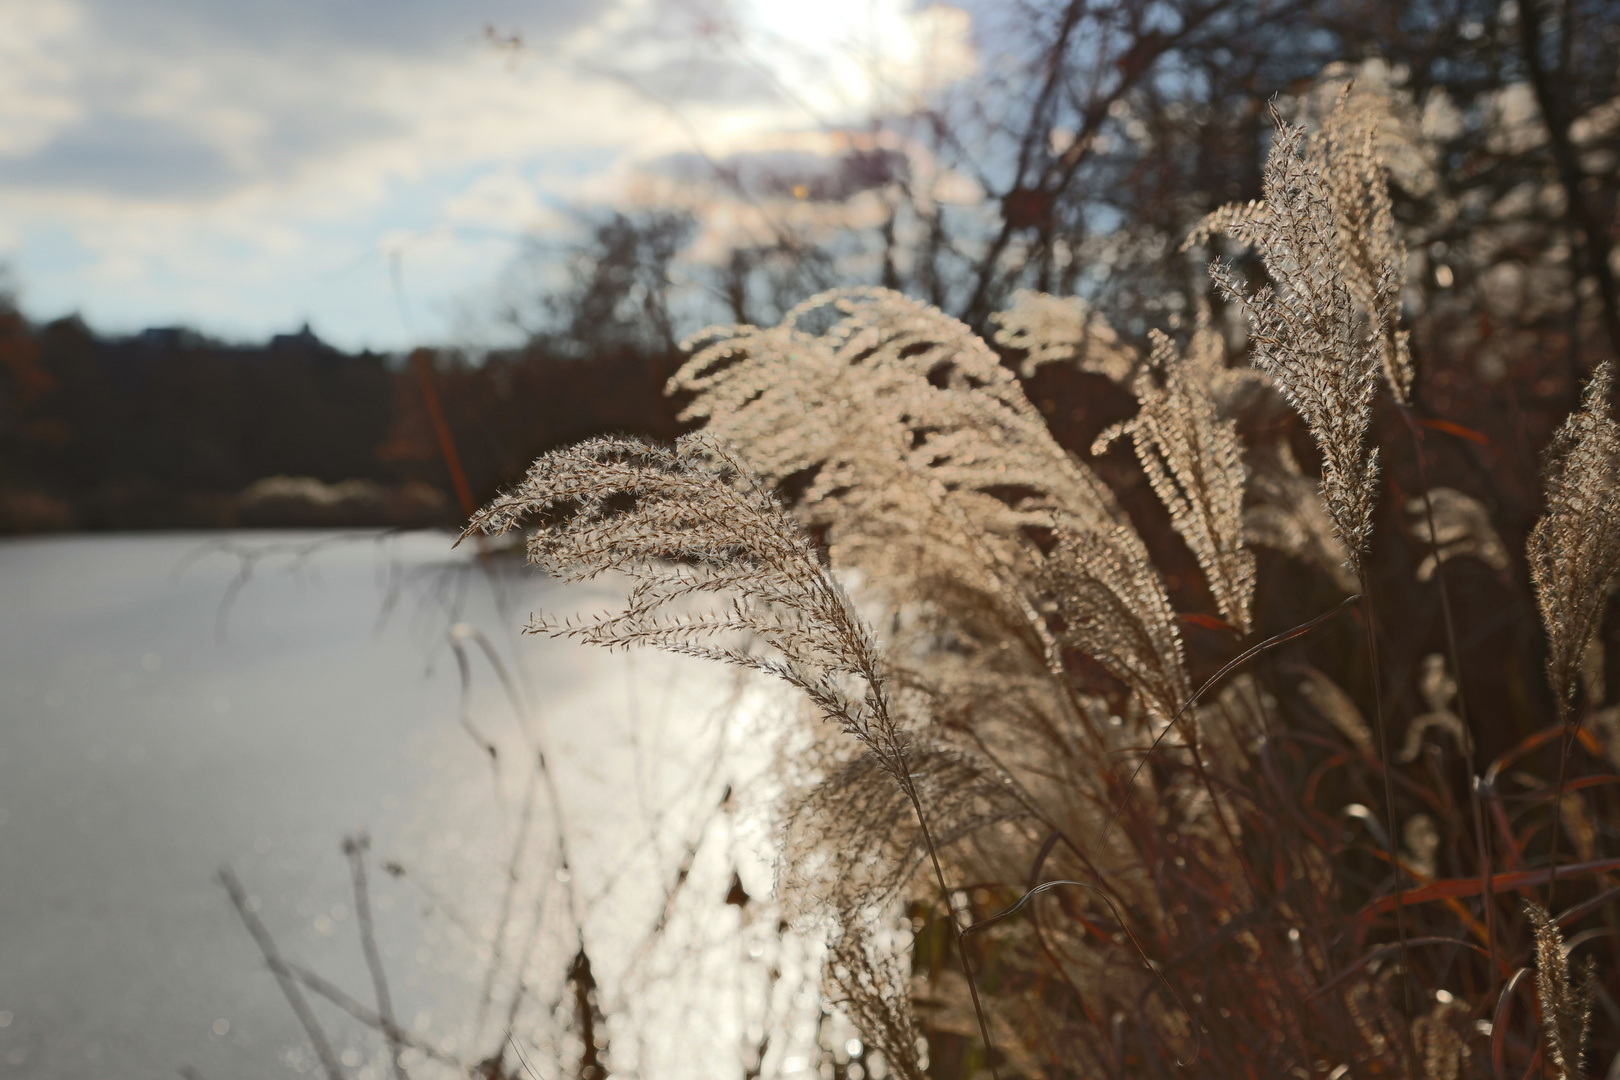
left=1525, top=901, right=1597, bottom=1080
left=1527, top=361, right=1620, bottom=716
left=1190, top=107, right=1385, bottom=578
left=1094, top=328, right=1255, bottom=634
left=464, top=433, right=906, bottom=768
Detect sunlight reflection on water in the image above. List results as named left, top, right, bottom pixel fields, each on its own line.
left=0, top=530, right=790, bottom=1080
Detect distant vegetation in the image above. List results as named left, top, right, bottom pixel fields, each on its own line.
left=0, top=304, right=681, bottom=533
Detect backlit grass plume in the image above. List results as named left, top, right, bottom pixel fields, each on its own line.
left=1318, top=82, right=1414, bottom=405
left=988, top=288, right=1139, bottom=383
left=1527, top=361, right=1620, bottom=902
left=1527, top=361, right=1620, bottom=717
left=463, top=432, right=907, bottom=781
left=463, top=432, right=987, bottom=1077
left=1094, top=328, right=1255, bottom=634
left=1188, top=104, right=1387, bottom=575
left=467, top=118, right=1620, bottom=1070
left=1525, top=901, right=1597, bottom=1080
left=674, top=287, right=1185, bottom=713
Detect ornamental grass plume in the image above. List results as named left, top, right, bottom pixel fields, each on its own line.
left=466, top=435, right=899, bottom=764
left=1525, top=901, right=1597, bottom=1080
left=465, top=431, right=1001, bottom=1078
left=1527, top=361, right=1620, bottom=721
left=1093, top=327, right=1255, bottom=634
left=1317, top=83, right=1415, bottom=406
left=469, top=79, right=1620, bottom=1080
left=1526, top=360, right=1620, bottom=902
left=1186, top=99, right=1386, bottom=576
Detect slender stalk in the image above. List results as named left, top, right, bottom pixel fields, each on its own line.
left=1547, top=701, right=1577, bottom=910
left=283, top=960, right=464, bottom=1069
left=1356, top=580, right=1417, bottom=1072
left=875, top=702, right=998, bottom=1078
left=903, top=772, right=1000, bottom=1080
left=1183, top=722, right=1260, bottom=892
left=1401, top=411, right=1497, bottom=975
left=345, top=834, right=409, bottom=1080
left=218, top=867, right=348, bottom=1080
left=474, top=744, right=543, bottom=1039
left=853, top=630, right=999, bottom=1077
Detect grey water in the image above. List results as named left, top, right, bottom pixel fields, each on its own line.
left=0, top=531, right=749, bottom=1080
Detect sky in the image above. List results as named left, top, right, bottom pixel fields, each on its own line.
left=0, top=0, right=977, bottom=352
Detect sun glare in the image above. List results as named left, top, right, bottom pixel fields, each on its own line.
left=740, top=0, right=976, bottom=118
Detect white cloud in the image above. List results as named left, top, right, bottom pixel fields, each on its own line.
left=0, top=0, right=87, bottom=156
left=0, top=0, right=977, bottom=350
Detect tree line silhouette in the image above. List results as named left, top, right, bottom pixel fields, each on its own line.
left=0, top=293, right=682, bottom=533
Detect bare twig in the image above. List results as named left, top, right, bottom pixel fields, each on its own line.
left=217, top=866, right=348, bottom=1080
left=281, top=960, right=466, bottom=1071
left=344, top=834, right=408, bottom=1080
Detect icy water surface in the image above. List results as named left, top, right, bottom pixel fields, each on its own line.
left=0, top=531, right=764, bottom=1080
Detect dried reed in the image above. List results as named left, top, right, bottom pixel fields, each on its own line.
left=463, top=80, right=1618, bottom=1080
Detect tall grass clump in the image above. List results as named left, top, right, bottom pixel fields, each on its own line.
left=466, top=84, right=1620, bottom=1080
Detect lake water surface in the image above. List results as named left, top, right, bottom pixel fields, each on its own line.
left=0, top=531, right=770, bottom=1080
